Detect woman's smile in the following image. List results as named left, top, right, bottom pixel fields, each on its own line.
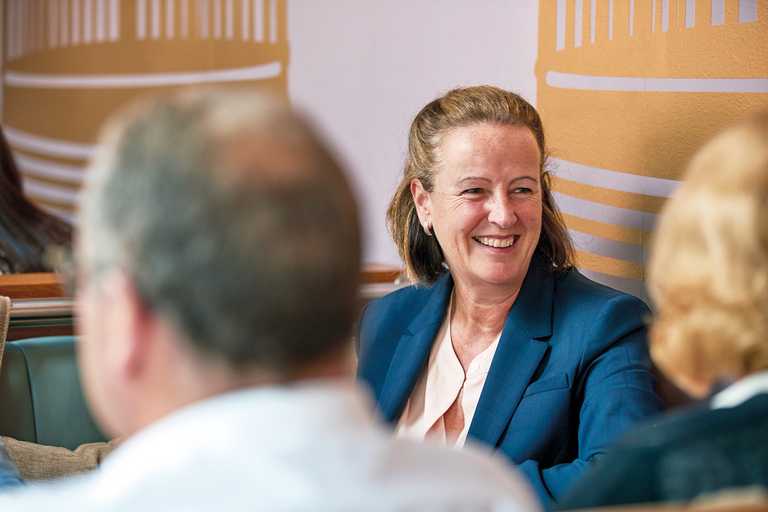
left=473, top=235, right=519, bottom=250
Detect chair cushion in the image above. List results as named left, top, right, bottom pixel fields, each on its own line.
left=3, top=436, right=116, bottom=481
left=0, top=336, right=106, bottom=450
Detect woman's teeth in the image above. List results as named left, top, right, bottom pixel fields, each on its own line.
left=475, top=236, right=517, bottom=248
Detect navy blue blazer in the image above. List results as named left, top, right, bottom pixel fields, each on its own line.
left=357, top=256, right=663, bottom=505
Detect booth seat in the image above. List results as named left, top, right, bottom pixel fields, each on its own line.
left=0, top=336, right=106, bottom=451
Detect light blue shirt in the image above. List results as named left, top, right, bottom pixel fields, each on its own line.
left=0, top=438, right=23, bottom=489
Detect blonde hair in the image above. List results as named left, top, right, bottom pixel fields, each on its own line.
left=387, top=85, right=574, bottom=283
left=648, top=111, right=768, bottom=388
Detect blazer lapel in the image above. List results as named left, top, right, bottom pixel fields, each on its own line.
left=468, top=256, right=555, bottom=448
left=378, top=273, right=453, bottom=423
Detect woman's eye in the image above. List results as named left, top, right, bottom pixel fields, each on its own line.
left=461, top=188, right=483, bottom=195
left=512, top=187, right=533, bottom=194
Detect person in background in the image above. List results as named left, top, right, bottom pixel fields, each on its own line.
left=0, top=127, right=72, bottom=273
left=357, top=85, right=663, bottom=506
left=560, top=112, right=768, bottom=508
left=0, top=441, right=21, bottom=488
left=0, top=89, right=540, bottom=511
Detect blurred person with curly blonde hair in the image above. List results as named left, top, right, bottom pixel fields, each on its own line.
left=562, top=112, right=768, bottom=509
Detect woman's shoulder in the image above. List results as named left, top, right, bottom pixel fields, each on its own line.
left=547, top=268, right=651, bottom=357
left=553, top=267, right=650, bottom=316
left=363, top=274, right=449, bottom=323
left=368, top=281, right=431, bottom=309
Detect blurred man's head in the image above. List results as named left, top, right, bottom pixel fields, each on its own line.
left=75, top=90, right=361, bottom=437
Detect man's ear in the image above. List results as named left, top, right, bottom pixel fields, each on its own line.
left=410, top=178, right=432, bottom=232
left=100, top=271, right=152, bottom=380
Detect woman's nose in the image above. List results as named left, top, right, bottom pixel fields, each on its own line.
left=487, top=195, right=517, bottom=228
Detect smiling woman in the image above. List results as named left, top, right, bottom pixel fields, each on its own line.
left=411, top=123, right=543, bottom=294
left=357, top=85, right=663, bottom=507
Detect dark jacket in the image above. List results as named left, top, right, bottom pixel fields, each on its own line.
left=560, top=392, right=768, bottom=509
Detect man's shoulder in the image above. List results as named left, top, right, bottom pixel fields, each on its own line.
left=0, top=430, right=539, bottom=512
left=0, top=472, right=96, bottom=511
left=370, top=437, right=540, bottom=511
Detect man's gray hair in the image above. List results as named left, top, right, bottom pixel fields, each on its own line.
left=80, top=90, right=361, bottom=372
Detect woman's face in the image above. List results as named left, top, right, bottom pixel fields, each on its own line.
left=412, top=123, right=542, bottom=292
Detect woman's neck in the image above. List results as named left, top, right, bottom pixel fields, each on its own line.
left=451, top=280, right=520, bottom=338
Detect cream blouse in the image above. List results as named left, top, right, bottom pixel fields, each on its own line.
left=396, top=297, right=502, bottom=448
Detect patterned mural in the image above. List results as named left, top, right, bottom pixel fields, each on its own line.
left=3, top=0, right=288, bottom=222
left=537, top=0, right=767, bottom=299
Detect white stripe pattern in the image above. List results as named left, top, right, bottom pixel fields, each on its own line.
left=23, top=180, right=80, bottom=203
left=739, top=0, right=757, bottom=22
left=213, top=0, right=222, bottom=38
left=4, top=1, right=284, bottom=62
left=151, top=0, right=161, bottom=39
left=5, top=62, right=282, bottom=88
left=569, top=229, right=644, bottom=264
left=685, top=0, right=696, bottom=28
left=166, top=0, right=175, bottom=38
left=226, top=0, right=234, bottom=39
left=109, top=0, right=120, bottom=41
left=4, top=126, right=95, bottom=159
left=254, top=0, right=264, bottom=42
left=574, top=0, right=583, bottom=48
left=608, top=0, right=614, bottom=40
left=137, top=0, right=147, bottom=39
left=551, top=158, right=679, bottom=198
left=712, top=0, right=725, bottom=25
left=553, top=192, right=656, bottom=230
left=556, top=0, right=566, bottom=50
left=96, top=0, right=107, bottom=41
left=242, top=0, right=250, bottom=40
left=181, top=0, right=190, bottom=38
left=547, top=71, right=768, bottom=94
left=16, top=155, right=84, bottom=184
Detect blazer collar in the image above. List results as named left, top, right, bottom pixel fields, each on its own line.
left=503, top=254, right=554, bottom=339
left=378, top=254, right=556, bottom=429
left=379, top=273, right=453, bottom=422
left=468, top=254, right=556, bottom=447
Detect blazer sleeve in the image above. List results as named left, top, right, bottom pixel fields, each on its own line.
left=521, top=293, right=663, bottom=505
left=557, top=444, right=660, bottom=509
